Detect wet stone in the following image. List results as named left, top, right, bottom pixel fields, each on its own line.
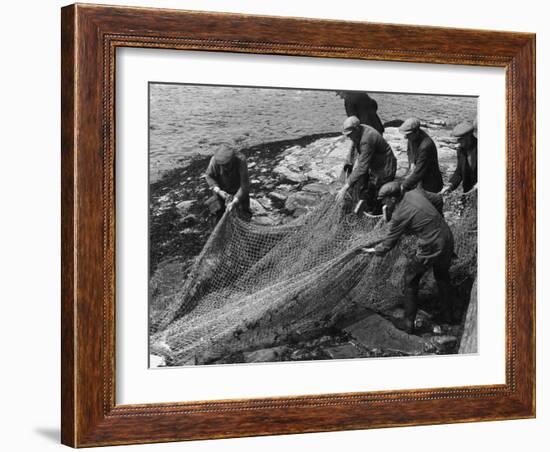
left=302, top=183, right=331, bottom=194
left=273, top=165, right=308, bottom=183
left=249, top=198, right=268, bottom=216
left=179, top=214, right=198, bottom=227
left=243, top=346, right=288, bottom=363
left=256, top=196, right=273, bottom=210
left=431, top=335, right=458, bottom=354
left=175, top=199, right=196, bottom=213
left=268, top=190, right=289, bottom=202
left=344, top=313, right=432, bottom=355
left=324, top=343, right=362, bottom=360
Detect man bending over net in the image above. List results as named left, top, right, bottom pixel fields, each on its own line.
left=363, top=181, right=457, bottom=334
left=204, top=147, right=252, bottom=223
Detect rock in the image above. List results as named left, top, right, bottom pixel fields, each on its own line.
left=251, top=179, right=261, bottom=184
left=344, top=312, right=432, bottom=355
left=305, top=169, right=334, bottom=183
left=289, top=348, right=325, bottom=361
left=274, top=164, right=307, bottom=183
left=280, top=145, right=301, bottom=157
left=278, top=184, right=295, bottom=191
left=292, top=207, right=309, bottom=218
left=431, top=335, right=458, bottom=353
left=459, top=277, right=478, bottom=353
left=243, top=346, right=288, bottom=363
left=306, top=335, right=333, bottom=347
left=256, top=196, right=273, bottom=210
left=302, top=183, right=331, bottom=194
left=179, top=214, right=198, bottom=226
left=268, top=190, right=290, bottom=202
left=248, top=162, right=257, bottom=169
left=175, top=199, right=196, bottom=213
left=249, top=198, right=267, bottom=216
left=285, top=192, right=321, bottom=212
left=324, top=343, right=362, bottom=360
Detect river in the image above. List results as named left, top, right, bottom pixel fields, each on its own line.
left=149, top=83, right=477, bottom=182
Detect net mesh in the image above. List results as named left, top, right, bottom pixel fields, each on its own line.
left=150, top=189, right=477, bottom=365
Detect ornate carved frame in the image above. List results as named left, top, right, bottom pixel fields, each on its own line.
left=61, top=4, right=535, bottom=447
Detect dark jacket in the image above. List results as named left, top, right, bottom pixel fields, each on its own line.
left=449, top=138, right=478, bottom=192
left=402, top=129, right=443, bottom=193
left=205, top=152, right=250, bottom=209
left=344, top=92, right=385, bottom=135
left=345, top=125, right=397, bottom=188
left=374, top=189, right=454, bottom=265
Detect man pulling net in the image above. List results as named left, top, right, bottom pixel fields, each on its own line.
left=204, top=147, right=252, bottom=223
left=362, top=182, right=457, bottom=334
left=336, top=116, right=397, bottom=215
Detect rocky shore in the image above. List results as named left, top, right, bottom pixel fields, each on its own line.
left=150, top=122, right=474, bottom=365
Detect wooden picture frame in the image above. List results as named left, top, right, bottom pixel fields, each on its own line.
left=61, top=3, right=535, bottom=447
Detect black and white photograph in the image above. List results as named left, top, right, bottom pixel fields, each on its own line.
left=148, top=84, right=478, bottom=367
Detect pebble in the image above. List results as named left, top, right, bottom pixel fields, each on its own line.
left=179, top=214, right=198, bottom=226
left=175, top=199, right=196, bottom=213
left=268, top=191, right=289, bottom=202
left=243, top=346, right=288, bottom=363
left=249, top=198, right=268, bottom=216
left=273, top=165, right=308, bottom=183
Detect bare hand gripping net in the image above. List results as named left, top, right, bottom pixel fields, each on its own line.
left=150, top=189, right=477, bottom=365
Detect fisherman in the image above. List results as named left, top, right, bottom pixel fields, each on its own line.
left=399, top=117, right=444, bottom=193
left=204, top=147, right=251, bottom=223
left=336, top=116, right=397, bottom=214
left=440, top=121, right=478, bottom=195
left=337, top=91, right=385, bottom=135
left=362, top=182, right=456, bottom=334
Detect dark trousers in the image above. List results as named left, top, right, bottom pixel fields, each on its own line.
left=359, top=182, right=383, bottom=214
left=403, top=255, right=454, bottom=324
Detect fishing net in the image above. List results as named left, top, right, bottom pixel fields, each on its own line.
left=150, top=188, right=477, bottom=365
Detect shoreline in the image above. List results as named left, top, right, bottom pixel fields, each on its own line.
left=149, top=131, right=342, bottom=275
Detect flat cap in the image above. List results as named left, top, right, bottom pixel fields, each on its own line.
left=399, top=117, right=421, bottom=134
left=342, top=116, right=360, bottom=135
left=452, top=121, right=475, bottom=137
left=214, top=147, right=235, bottom=165
left=377, top=181, right=402, bottom=199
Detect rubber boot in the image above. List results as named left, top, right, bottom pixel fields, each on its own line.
left=401, top=287, right=418, bottom=334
